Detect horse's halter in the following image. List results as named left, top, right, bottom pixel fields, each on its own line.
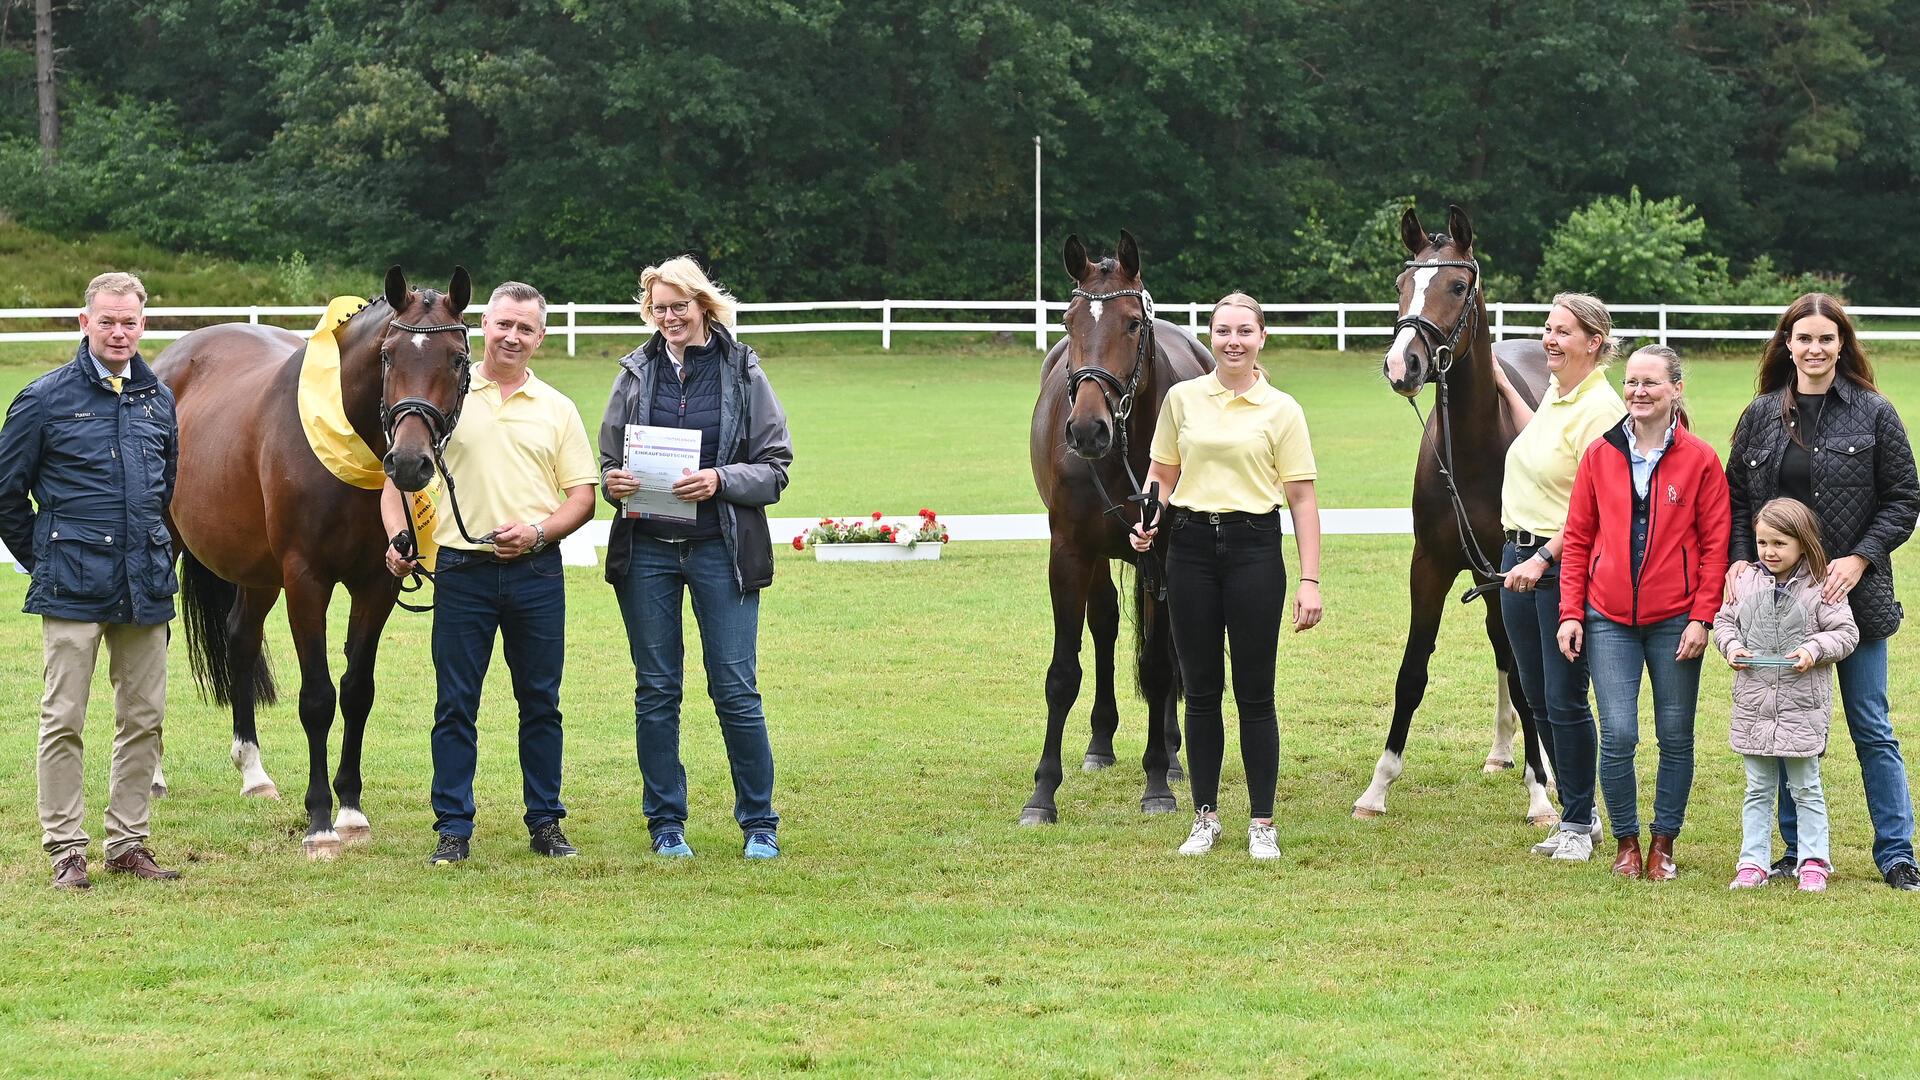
left=1394, top=256, right=1481, bottom=377
left=1064, top=286, right=1156, bottom=436
left=378, top=316, right=473, bottom=454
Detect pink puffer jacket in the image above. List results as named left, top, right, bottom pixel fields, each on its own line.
left=1712, top=562, right=1859, bottom=758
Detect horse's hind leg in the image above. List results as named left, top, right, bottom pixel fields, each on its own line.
left=1022, top=548, right=1092, bottom=825
left=1136, top=580, right=1177, bottom=815
left=1483, top=593, right=1557, bottom=826
left=332, top=582, right=397, bottom=846
left=1082, top=562, right=1120, bottom=771
left=284, top=575, right=341, bottom=860
left=1354, top=549, right=1452, bottom=819
left=229, top=586, right=283, bottom=799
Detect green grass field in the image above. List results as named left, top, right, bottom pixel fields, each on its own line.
left=3, top=333, right=1920, bottom=1076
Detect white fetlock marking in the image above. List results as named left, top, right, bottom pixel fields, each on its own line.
left=1524, top=763, right=1556, bottom=823
left=150, top=762, right=169, bottom=796
left=231, top=737, right=277, bottom=797
left=1486, top=669, right=1518, bottom=769
left=334, top=808, right=371, bottom=835
left=1354, top=750, right=1404, bottom=815
left=304, top=830, right=342, bottom=861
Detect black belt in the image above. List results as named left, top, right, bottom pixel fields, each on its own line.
left=437, top=546, right=559, bottom=568
left=1504, top=528, right=1553, bottom=548
left=1172, top=507, right=1280, bottom=526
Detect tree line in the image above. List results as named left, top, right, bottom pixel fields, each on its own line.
left=1, top=0, right=1914, bottom=304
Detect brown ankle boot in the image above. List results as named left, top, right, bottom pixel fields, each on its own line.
left=1611, top=835, right=1643, bottom=878
left=1645, top=834, right=1676, bottom=881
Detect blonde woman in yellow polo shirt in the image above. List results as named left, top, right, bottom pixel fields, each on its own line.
left=1130, top=293, right=1322, bottom=859
left=1487, top=292, right=1625, bottom=862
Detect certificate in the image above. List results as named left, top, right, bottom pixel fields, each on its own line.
left=623, top=424, right=703, bottom=523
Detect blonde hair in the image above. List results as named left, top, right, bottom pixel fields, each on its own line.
left=1210, top=292, right=1267, bottom=376
left=84, top=272, right=147, bottom=310
left=635, top=256, right=738, bottom=329
left=1754, top=497, right=1830, bottom=583
left=1550, top=291, right=1618, bottom=365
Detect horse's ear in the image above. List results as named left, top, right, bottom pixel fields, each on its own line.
left=1400, top=208, right=1427, bottom=256
left=448, top=266, right=472, bottom=315
left=1117, top=229, right=1141, bottom=280
left=1447, top=204, right=1474, bottom=253
left=1062, top=234, right=1088, bottom=282
left=383, top=265, right=410, bottom=313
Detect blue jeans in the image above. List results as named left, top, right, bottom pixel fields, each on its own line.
left=1746, top=755, right=1827, bottom=869
left=1585, top=610, right=1699, bottom=839
left=614, top=534, right=777, bottom=837
left=1499, top=540, right=1597, bottom=831
left=429, top=547, right=568, bottom=839
left=1779, top=636, right=1917, bottom=873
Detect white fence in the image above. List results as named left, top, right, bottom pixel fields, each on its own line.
left=8, top=300, right=1920, bottom=354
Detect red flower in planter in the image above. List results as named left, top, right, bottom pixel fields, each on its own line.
left=791, top=535, right=806, bottom=551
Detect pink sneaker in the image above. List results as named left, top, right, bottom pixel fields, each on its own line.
left=1728, top=864, right=1770, bottom=889
left=1798, top=859, right=1831, bottom=892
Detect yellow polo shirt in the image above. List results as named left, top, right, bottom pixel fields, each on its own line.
left=435, top=369, right=599, bottom=552
left=1150, top=372, right=1316, bottom=513
left=1500, top=365, right=1624, bottom=535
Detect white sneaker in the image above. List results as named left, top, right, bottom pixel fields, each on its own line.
left=1178, top=811, right=1222, bottom=855
left=1551, top=830, right=1594, bottom=862
left=1530, top=830, right=1567, bottom=856
left=1248, top=821, right=1281, bottom=860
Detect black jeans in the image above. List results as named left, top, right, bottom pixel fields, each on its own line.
left=1165, top=509, right=1286, bottom=819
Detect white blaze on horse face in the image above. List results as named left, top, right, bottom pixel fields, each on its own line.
left=1089, top=300, right=1104, bottom=325
left=1384, top=266, right=1439, bottom=383
left=412, top=333, right=427, bottom=352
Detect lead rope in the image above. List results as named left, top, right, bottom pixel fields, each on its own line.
left=1405, top=332, right=1504, bottom=605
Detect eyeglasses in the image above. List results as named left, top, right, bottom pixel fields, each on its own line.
left=1622, top=379, right=1670, bottom=391
left=649, top=300, right=693, bottom=319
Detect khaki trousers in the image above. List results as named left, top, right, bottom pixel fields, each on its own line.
left=39, top=617, right=169, bottom=861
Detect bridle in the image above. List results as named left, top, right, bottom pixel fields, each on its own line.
left=1063, top=286, right=1167, bottom=598
left=378, top=313, right=496, bottom=610
left=1394, top=255, right=1503, bottom=602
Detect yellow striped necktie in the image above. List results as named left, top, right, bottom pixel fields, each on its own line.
left=106, top=375, right=123, bottom=393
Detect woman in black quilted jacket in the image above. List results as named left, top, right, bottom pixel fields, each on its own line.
left=1726, top=292, right=1920, bottom=891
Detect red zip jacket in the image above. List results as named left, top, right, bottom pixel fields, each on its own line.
left=1559, top=418, right=1731, bottom=627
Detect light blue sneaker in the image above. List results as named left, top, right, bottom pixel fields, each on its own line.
left=651, top=831, right=694, bottom=858
left=743, top=831, right=780, bottom=860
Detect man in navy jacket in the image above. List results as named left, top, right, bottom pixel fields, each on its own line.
left=0, top=272, right=183, bottom=889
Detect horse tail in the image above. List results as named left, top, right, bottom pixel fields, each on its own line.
left=1129, top=558, right=1179, bottom=703
left=178, top=548, right=277, bottom=707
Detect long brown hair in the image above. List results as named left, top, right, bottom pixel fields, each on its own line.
left=1759, top=292, right=1876, bottom=447
left=1754, top=497, right=1830, bottom=583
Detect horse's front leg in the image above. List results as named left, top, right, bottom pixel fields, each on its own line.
left=331, top=580, right=399, bottom=846
left=1354, top=548, right=1453, bottom=819
left=1022, top=547, right=1092, bottom=825
left=1082, top=560, right=1120, bottom=771
left=1135, top=578, right=1177, bottom=815
left=283, top=574, right=341, bottom=860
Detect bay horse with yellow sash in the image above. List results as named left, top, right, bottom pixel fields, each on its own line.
left=153, top=267, right=471, bottom=858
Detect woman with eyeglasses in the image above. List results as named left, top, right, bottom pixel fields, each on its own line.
left=1552, top=345, right=1729, bottom=880
left=599, top=256, right=793, bottom=860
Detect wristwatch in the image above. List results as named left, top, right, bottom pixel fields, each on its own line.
left=1532, top=548, right=1556, bottom=566
left=530, top=522, right=548, bottom=553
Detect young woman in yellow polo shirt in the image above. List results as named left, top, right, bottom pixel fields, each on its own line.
left=1488, top=292, right=1626, bottom=863
left=1131, top=293, right=1323, bottom=859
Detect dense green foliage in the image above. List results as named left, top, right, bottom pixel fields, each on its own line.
left=3, top=1, right=1916, bottom=303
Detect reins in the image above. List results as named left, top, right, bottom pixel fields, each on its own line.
left=1064, top=286, right=1167, bottom=600
left=1396, top=257, right=1504, bottom=604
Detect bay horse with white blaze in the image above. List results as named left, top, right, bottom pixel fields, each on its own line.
left=154, top=267, right=473, bottom=858
left=1352, top=205, right=1559, bottom=825
left=1022, top=231, right=1213, bottom=825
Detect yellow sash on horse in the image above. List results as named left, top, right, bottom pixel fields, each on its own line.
left=297, top=296, right=443, bottom=571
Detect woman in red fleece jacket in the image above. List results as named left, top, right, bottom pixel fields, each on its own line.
left=1555, top=345, right=1731, bottom=880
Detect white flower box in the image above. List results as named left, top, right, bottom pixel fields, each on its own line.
left=813, top=542, right=943, bottom=562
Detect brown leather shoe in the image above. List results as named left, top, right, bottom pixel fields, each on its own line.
left=51, top=851, right=90, bottom=890
left=1612, top=835, right=1643, bottom=878
left=105, top=845, right=182, bottom=881
left=1645, top=834, right=1677, bottom=881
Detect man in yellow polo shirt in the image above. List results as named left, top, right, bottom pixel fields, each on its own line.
left=381, top=281, right=598, bottom=866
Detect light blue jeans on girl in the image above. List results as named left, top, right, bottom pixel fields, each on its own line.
left=1742, top=754, right=1827, bottom=869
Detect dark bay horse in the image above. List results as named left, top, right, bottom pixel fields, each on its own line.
left=154, top=267, right=472, bottom=859
left=1021, top=231, right=1214, bottom=825
left=1352, top=205, right=1559, bottom=825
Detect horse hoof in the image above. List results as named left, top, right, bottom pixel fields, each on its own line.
left=150, top=782, right=168, bottom=800
left=1352, top=805, right=1385, bottom=820
left=1082, top=753, right=1116, bottom=772
left=1140, top=796, right=1177, bottom=815
left=1528, top=813, right=1561, bottom=828
left=1167, top=764, right=1185, bottom=784
left=336, top=825, right=372, bottom=846
left=242, top=783, right=280, bottom=800
left=303, top=834, right=342, bottom=861
left=1017, top=807, right=1058, bottom=827
left=1482, top=758, right=1514, bottom=773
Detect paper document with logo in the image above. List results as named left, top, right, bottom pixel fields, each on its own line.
left=623, top=424, right=703, bottom=523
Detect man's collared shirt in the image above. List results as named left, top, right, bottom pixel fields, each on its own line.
left=1501, top=365, right=1625, bottom=535
left=434, top=368, right=598, bottom=553
left=1149, top=371, right=1316, bottom=514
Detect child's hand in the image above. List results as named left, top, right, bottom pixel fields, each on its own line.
left=1789, top=646, right=1816, bottom=673
left=1728, top=647, right=1754, bottom=670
